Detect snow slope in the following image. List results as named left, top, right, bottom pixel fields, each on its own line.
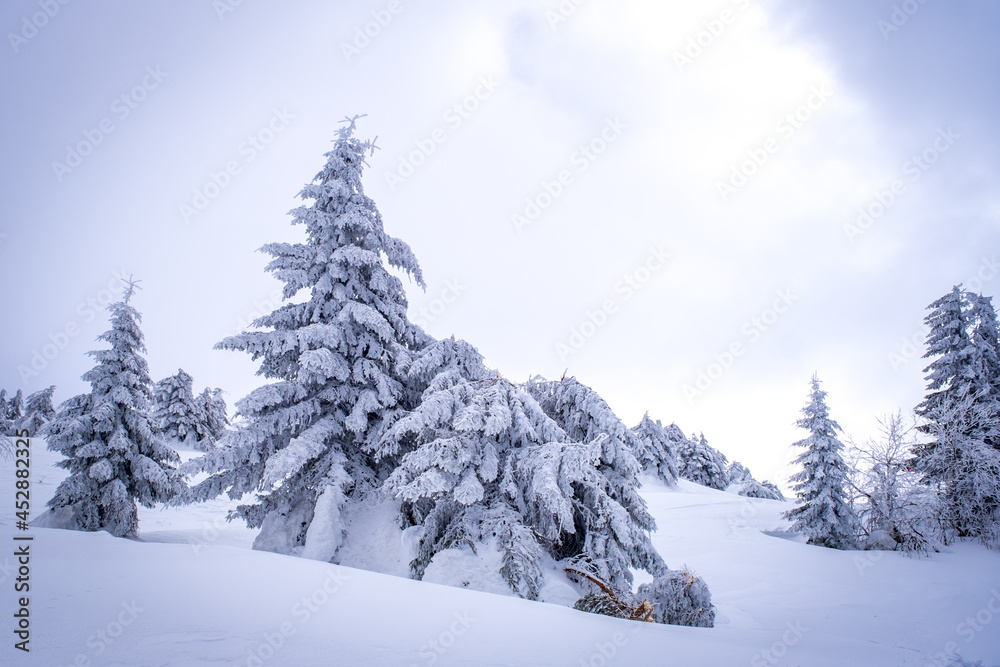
left=1, top=441, right=998, bottom=666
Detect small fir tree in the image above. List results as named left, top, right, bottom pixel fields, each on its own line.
left=783, top=374, right=858, bottom=549
left=44, top=281, right=183, bottom=538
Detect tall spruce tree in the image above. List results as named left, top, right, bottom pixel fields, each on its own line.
left=783, top=374, right=858, bottom=549
left=968, top=293, right=1000, bottom=451
left=913, top=287, right=1000, bottom=544
left=44, top=281, right=182, bottom=538
left=915, top=286, right=976, bottom=429
left=185, top=117, right=428, bottom=558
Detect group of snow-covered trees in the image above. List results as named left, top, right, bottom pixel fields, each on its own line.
left=32, top=279, right=229, bottom=537
left=662, top=420, right=783, bottom=500
left=170, top=119, right=717, bottom=625
left=38, top=117, right=997, bottom=628
left=34, top=119, right=724, bottom=627
left=1, top=386, right=56, bottom=437
left=43, top=283, right=187, bottom=538
left=783, top=287, right=1000, bottom=552
left=30, top=119, right=797, bottom=627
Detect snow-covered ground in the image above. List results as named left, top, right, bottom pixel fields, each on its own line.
left=2, top=442, right=998, bottom=666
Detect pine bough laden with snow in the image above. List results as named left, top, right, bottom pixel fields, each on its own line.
left=43, top=287, right=183, bottom=538
left=783, top=374, right=859, bottom=549
left=912, top=287, right=1000, bottom=547
left=675, top=429, right=730, bottom=491
left=184, top=117, right=429, bottom=561
left=523, top=376, right=668, bottom=590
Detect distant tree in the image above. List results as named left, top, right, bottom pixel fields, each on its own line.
left=153, top=369, right=204, bottom=445
left=8, top=389, right=24, bottom=421
left=726, top=461, right=784, bottom=501
left=0, top=389, right=10, bottom=437
left=196, top=388, right=229, bottom=442
left=784, top=374, right=858, bottom=549
left=630, top=413, right=680, bottom=485
left=15, top=385, right=57, bottom=436
left=44, top=282, right=183, bottom=538
left=676, top=432, right=729, bottom=490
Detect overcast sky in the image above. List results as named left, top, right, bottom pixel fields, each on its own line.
left=2, top=0, right=998, bottom=488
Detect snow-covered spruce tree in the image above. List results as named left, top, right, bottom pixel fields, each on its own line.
left=726, top=461, right=784, bottom=501
left=523, top=376, right=666, bottom=590
left=15, top=385, right=57, bottom=436
left=630, top=413, right=679, bottom=485
left=43, top=282, right=183, bottom=538
left=196, top=387, right=229, bottom=442
left=783, top=374, right=858, bottom=549
left=8, top=389, right=24, bottom=422
left=915, top=286, right=977, bottom=440
left=519, top=376, right=717, bottom=627
left=384, top=354, right=668, bottom=600
left=382, top=340, right=555, bottom=598
left=153, top=369, right=207, bottom=446
left=913, top=287, right=1000, bottom=545
left=968, top=293, right=1000, bottom=451
left=184, top=117, right=427, bottom=560
left=0, top=389, right=10, bottom=437
left=676, top=432, right=730, bottom=490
